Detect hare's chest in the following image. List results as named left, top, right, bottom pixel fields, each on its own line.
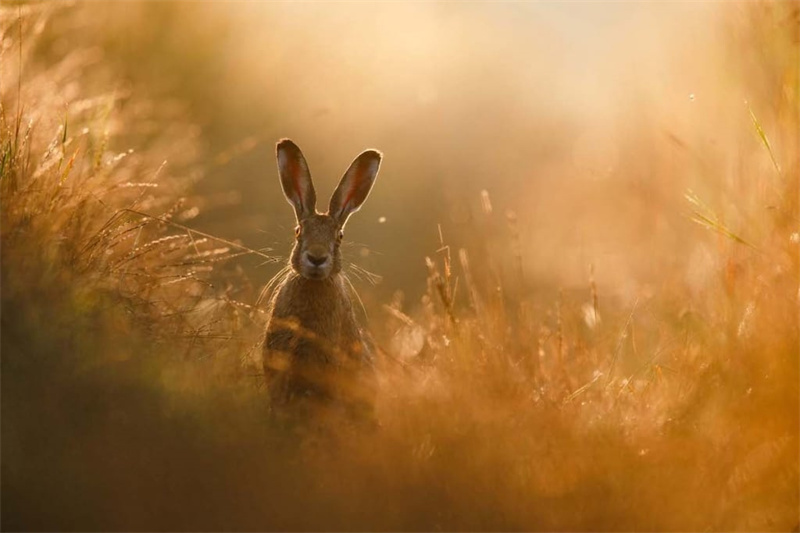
left=269, top=276, right=352, bottom=344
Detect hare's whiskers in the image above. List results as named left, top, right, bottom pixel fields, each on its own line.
left=346, top=261, right=382, bottom=285
left=341, top=271, right=369, bottom=322
left=257, top=264, right=292, bottom=307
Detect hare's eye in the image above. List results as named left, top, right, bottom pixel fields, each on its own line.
left=294, top=225, right=301, bottom=239
left=337, top=230, right=344, bottom=242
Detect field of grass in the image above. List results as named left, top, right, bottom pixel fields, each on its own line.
left=1, top=2, right=798, bottom=531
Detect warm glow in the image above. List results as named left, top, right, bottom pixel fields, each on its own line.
left=2, top=1, right=798, bottom=530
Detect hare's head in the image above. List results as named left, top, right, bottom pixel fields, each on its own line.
left=275, top=139, right=382, bottom=280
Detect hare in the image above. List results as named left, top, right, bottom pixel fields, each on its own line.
left=262, top=139, right=382, bottom=413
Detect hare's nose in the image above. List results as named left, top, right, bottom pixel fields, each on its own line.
left=305, top=251, right=329, bottom=267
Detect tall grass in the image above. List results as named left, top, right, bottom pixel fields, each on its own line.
left=2, top=2, right=798, bottom=531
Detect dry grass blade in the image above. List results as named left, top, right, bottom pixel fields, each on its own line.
left=564, top=370, right=604, bottom=403
left=605, top=297, right=639, bottom=386
left=746, top=100, right=782, bottom=176
left=121, top=208, right=278, bottom=262
left=684, top=189, right=759, bottom=249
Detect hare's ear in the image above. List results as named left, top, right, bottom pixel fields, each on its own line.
left=328, top=149, right=382, bottom=226
left=276, top=139, right=316, bottom=220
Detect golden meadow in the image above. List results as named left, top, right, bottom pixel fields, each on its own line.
left=1, top=2, right=798, bottom=530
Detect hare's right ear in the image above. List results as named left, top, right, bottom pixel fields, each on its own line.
left=276, top=139, right=316, bottom=220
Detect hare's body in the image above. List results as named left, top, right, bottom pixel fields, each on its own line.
left=269, top=273, right=360, bottom=359
left=262, top=139, right=381, bottom=411
left=264, top=271, right=370, bottom=403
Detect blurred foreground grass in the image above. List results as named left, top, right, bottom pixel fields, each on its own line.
left=1, top=3, right=798, bottom=531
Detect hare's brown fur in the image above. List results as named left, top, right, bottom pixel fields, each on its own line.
left=264, top=271, right=369, bottom=403
left=262, top=139, right=381, bottom=410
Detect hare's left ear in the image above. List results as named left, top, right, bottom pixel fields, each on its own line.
left=328, top=149, right=382, bottom=226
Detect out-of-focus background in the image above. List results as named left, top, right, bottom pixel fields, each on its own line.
left=40, top=1, right=792, bottom=301
left=2, top=1, right=798, bottom=531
